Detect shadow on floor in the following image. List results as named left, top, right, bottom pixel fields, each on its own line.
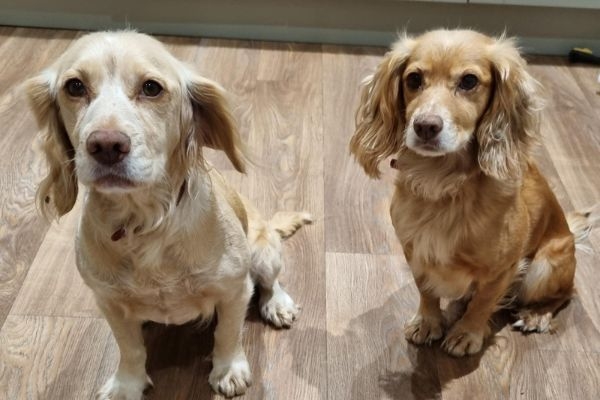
left=140, top=292, right=267, bottom=400
left=288, top=290, right=561, bottom=400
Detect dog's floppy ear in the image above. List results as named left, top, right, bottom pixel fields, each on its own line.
left=185, top=74, right=246, bottom=173
left=26, top=71, right=78, bottom=219
left=350, top=34, right=413, bottom=179
left=476, top=36, right=542, bottom=181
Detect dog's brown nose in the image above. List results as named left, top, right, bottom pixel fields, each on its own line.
left=414, top=115, right=443, bottom=141
left=86, top=130, right=131, bottom=165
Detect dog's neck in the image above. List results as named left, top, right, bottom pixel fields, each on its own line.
left=85, top=176, right=193, bottom=242
left=390, top=148, right=480, bottom=201
left=108, top=179, right=188, bottom=241
left=390, top=146, right=522, bottom=202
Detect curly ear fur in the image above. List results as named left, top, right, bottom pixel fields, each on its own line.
left=185, top=75, right=246, bottom=173
left=476, top=36, right=542, bottom=181
left=26, top=73, right=78, bottom=219
left=350, top=35, right=414, bottom=179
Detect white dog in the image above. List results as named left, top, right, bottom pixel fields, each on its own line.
left=26, top=31, right=311, bottom=399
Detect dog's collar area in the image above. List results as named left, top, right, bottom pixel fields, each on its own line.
left=111, top=226, right=127, bottom=241
left=176, top=179, right=187, bottom=207
left=390, top=159, right=399, bottom=170
left=111, top=179, right=187, bottom=241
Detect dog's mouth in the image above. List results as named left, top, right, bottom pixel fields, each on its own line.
left=92, top=174, right=139, bottom=192
left=410, top=140, right=447, bottom=157
left=83, top=159, right=144, bottom=192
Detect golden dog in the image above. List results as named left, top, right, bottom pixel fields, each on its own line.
left=350, top=29, right=596, bottom=356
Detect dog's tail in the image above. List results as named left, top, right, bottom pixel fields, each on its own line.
left=247, top=210, right=312, bottom=275
left=268, top=211, right=313, bottom=240
left=249, top=211, right=312, bottom=275
left=566, top=204, right=600, bottom=245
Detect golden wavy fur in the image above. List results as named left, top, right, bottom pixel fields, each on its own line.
left=26, top=31, right=311, bottom=398
left=350, top=29, right=597, bottom=356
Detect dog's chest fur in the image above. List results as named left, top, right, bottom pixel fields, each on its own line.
left=77, top=183, right=250, bottom=325
left=390, top=167, right=516, bottom=299
left=107, top=269, right=222, bottom=325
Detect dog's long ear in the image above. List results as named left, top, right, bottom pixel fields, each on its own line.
left=26, top=72, right=78, bottom=219
left=476, top=36, right=542, bottom=181
left=184, top=74, right=246, bottom=173
left=350, top=35, right=413, bottom=179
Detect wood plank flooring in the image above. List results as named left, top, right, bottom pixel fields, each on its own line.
left=0, top=27, right=599, bottom=399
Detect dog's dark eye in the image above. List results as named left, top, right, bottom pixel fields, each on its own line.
left=142, top=80, right=163, bottom=97
left=406, top=72, right=423, bottom=91
left=459, top=74, right=479, bottom=91
left=65, top=78, right=86, bottom=97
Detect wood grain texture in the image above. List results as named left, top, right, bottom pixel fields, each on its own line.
left=0, top=27, right=81, bottom=328
left=240, top=40, right=327, bottom=400
left=322, top=45, right=401, bottom=256
left=0, top=315, right=113, bottom=400
left=0, top=28, right=599, bottom=400
left=8, top=200, right=100, bottom=318
left=325, top=252, right=433, bottom=400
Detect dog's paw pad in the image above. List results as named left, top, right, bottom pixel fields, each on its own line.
left=404, top=314, right=444, bottom=345
left=513, top=310, right=553, bottom=333
left=442, top=328, right=484, bottom=357
left=209, top=356, right=252, bottom=397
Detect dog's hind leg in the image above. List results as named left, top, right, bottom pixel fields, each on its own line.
left=514, top=207, right=598, bottom=333
left=246, top=206, right=312, bottom=328
left=514, top=235, right=576, bottom=333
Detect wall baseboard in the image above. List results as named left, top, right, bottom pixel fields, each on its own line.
left=1, top=1, right=599, bottom=55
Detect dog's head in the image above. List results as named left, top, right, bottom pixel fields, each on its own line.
left=26, top=31, right=245, bottom=218
left=350, top=29, right=541, bottom=180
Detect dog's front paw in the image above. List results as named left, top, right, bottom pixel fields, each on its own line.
left=404, top=314, right=444, bottom=345
left=96, top=373, right=152, bottom=400
left=209, top=354, right=252, bottom=397
left=260, top=286, right=299, bottom=328
left=441, top=326, right=485, bottom=357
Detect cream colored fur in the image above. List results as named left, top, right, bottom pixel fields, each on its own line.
left=26, top=31, right=311, bottom=399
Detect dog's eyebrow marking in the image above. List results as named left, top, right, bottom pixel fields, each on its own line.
left=63, top=68, right=90, bottom=84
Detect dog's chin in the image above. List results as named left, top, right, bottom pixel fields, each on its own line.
left=407, top=141, right=450, bottom=158
left=89, top=174, right=143, bottom=194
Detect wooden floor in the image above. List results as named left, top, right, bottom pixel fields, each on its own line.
left=1, top=27, right=599, bottom=400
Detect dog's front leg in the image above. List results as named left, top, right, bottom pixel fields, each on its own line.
left=405, top=274, right=444, bottom=345
left=442, top=270, right=514, bottom=357
left=97, top=303, right=150, bottom=400
left=209, top=278, right=253, bottom=397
